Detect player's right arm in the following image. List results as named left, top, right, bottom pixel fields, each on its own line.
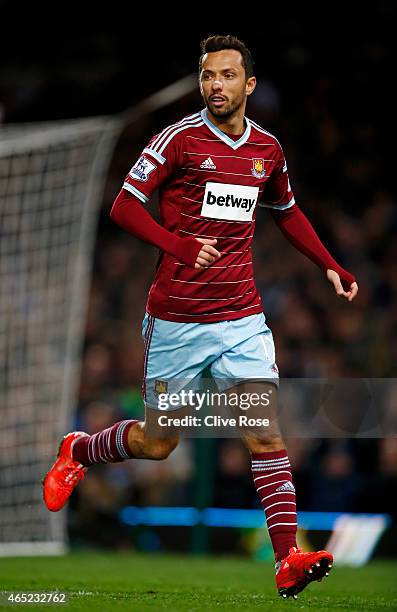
left=110, top=134, right=220, bottom=269
left=111, top=190, right=220, bottom=268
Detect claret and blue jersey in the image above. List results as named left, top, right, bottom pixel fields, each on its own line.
left=123, top=108, right=295, bottom=323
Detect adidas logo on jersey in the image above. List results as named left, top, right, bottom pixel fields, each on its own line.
left=200, top=157, right=217, bottom=170
left=276, top=481, right=295, bottom=493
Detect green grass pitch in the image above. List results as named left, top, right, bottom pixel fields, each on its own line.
left=0, top=553, right=396, bottom=611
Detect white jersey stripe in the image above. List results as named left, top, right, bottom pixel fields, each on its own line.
left=123, top=183, right=149, bottom=203
left=171, top=278, right=253, bottom=285
left=169, top=291, right=253, bottom=302
left=174, top=262, right=253, bottom=268
left=182, top=195, right=210, bottom=205
left=151, top=115, right=202, bottom=153
left=179, top=230, right=253, bottom=240
left=246, top=142, right=277, bottom=147
left=184, top=152, right=275, bottom=162
left=247, top=118, right=282, bottom=148
left=185, top=134, right=275, bottom=146
left=167, top=303, right=261, bottom=317
left=186, top=136, right=228, bottom=143
left=182, top=181, right=204, bottom=188
left=181, top=167, right=257, bottom=178
left=157, top=121, right=204, bottom=155
left=259, top=197, right=295, bottom=211
left=180, top=211, right=248, bottom=225
left=143, top=147, right=166, bottom=165
left=150, top=113, right=201, bottom=151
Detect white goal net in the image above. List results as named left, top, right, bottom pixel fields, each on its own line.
left=0, top=74, right=197, bottom=556
left=0, top=116, right=121, bottom=555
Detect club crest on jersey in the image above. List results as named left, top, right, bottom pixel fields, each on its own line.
left=252, top=158, right=266, bottom=179
left=154, top=380, right=168, bottom=394
left=129, top=155, right=156, bottom=182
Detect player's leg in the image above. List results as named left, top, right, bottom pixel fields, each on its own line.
left=43, top=312, right=220, bottom=512
left=225, top=380, right=333, bottom=599
left=223, top=380, right=298, bottom=563
left=72, top=406, right=181, bottom=464
left=42, top=407, right=180, bottom=513
left=209, top=314, right=295, bottom=560
left=211, top=313, right=333, bottom=598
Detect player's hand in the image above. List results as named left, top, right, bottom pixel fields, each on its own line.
left=326, top=269, right=359, bottom=302
left=194, top=238, right=221, bottom=269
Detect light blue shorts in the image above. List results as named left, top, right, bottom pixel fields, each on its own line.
left=141, top=312, right=279, bottom=410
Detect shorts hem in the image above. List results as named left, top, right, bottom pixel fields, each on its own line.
left=216, top=377, right=279, bottom=392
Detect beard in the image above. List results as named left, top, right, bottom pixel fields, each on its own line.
left=205, top=94, right=245, bottom=120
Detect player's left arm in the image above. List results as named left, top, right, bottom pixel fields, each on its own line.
left=270, top=205, right=358, bottom=301
left=261, top=145, right=358, bottom=302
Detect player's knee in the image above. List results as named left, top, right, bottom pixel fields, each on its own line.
left=149, top=436, right=179, bottom=460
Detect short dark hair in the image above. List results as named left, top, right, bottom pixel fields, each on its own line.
left=199, top=35, right=255, bottom=78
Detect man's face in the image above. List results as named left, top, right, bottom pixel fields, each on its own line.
left=199, top=49, right=256, bottom=119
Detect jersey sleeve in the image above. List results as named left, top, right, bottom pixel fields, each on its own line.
left=259, top=144, right=295, bottom=211
left=122, top=131, right=181, bottom=204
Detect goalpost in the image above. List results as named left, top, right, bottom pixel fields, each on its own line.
left=0, top=117, right=121, bottom=555
left=0, top=75, right=197, bottom=556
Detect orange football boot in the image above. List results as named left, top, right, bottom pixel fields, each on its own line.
left=43, top=431, right=89, bottom=512
left=276, top=546, right=333, bottom=599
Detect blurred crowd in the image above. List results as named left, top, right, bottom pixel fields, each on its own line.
left=2, top=5, right=396, bottom=551
left=72, top=79, right=397, bottom=548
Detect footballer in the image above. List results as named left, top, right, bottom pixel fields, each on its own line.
left=44, top=35, right=358, bottom=599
